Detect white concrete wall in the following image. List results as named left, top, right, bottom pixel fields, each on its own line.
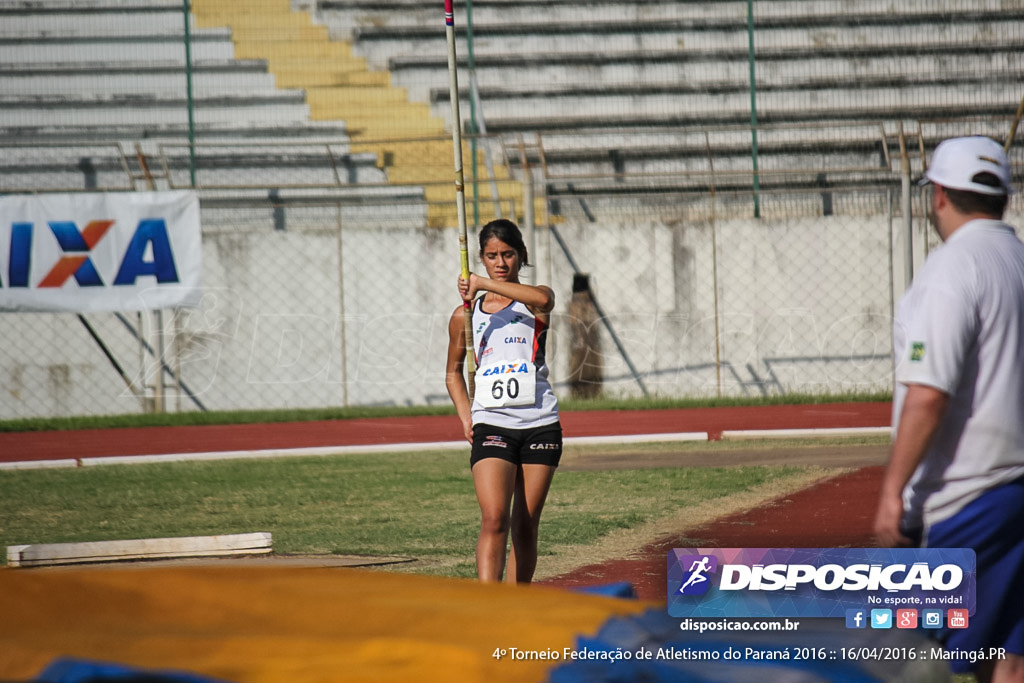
left=7, top=206, right=1022, bottom=418
left=2, top=212, right=909, bottom=418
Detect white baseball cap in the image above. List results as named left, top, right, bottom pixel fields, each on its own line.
left=920, top=136, right=1014, bottom=195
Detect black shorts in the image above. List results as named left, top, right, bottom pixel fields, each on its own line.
left=470, top=422, right=563, bottom=468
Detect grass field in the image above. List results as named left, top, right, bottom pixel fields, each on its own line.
left=0, top=438, right=874, bottom=576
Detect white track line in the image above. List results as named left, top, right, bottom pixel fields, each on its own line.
left=0, top=427, right=891, bottom=471
left=564, top=432, right=708, bottom=445
left=0, top=458, right=79, bottom=471
left=80, top=440, right=470, bottom=466
left=721, top=426, right=891, bottom=439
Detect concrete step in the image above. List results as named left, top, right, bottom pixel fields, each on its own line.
left=430, top=80, right=1013, bottom=130
left=0, top=32, right=236, bottom=65
left=0, top=60, right=279, bottom=97
left=390, top=45, right=1020, bottom=106
left=232, top=40, right=356, bottom=61
left=274, top=68, right=390, bottom=88
left=0, top=93, right=313, bottom=129
left=317, top=0, right=1015, bottom=35
left=312, top=107, right=445, bottom=138
left=344, top=12, right=1024, bottom=69
left=0, top=5, right=196, bottom=38
left=0, top=121, right=351, bottom=145
left=305, top=86, right=410, bottom=107
left=432, top=67, right=1022, bottom=104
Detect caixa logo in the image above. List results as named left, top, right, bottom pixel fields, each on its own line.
left=480, top=362, right=529, bottom=376
left=2, top=219, right=180, bottom=288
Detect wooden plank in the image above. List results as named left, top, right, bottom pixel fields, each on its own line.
left=7, top=532, right=272, bottom=567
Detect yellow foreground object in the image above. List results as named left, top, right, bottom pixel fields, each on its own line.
left=0, top=564, right=650, bottom=683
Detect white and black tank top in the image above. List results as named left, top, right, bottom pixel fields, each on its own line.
left=470, top=297, right=559, bottom=429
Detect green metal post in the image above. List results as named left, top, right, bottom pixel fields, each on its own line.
left=747, top=0, right=760, bottom=218
left=184, top=0, right=197, bottom=187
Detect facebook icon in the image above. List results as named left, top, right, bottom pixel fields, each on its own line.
left=845, top=609, right=867, bottom=629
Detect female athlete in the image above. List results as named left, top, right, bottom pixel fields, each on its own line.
left=445, top=218, right=562, bottom=584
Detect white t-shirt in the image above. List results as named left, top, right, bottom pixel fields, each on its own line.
left=470, top=298, right=559, bottom=430
left=892, top=219, right=1024, bottom=530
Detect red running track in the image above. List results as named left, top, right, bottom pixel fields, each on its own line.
left=0, top=402, right=890, bottom=463
left=539, top=466, right=885, bottom=601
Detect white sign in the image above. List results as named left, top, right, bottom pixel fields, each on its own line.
left=0, top=191, right=202, bottom=312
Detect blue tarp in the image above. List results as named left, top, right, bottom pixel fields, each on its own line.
left=34, top=658, right=233, bottom=683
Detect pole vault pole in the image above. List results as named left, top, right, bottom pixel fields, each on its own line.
left=445, top=0, right=476, bottom=395
left=1005, top=91, right=1024, bottom=153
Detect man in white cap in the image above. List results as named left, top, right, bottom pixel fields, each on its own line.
left=874, top=136, right=1024, bottom=683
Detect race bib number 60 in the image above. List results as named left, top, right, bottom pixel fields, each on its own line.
left=475, top=360, right=536, bottom=408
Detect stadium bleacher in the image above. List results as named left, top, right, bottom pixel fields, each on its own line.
left=329, top=0, right=1023, bottom=189
left=1, top=0, right=1021, bottom=213
left=0, top=0, right=418, bottom=221
left=0, top=2, right=330, bottom=139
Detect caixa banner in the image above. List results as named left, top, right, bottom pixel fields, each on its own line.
left=0, top=191, right=201, bottom=312
left=668, top=548, right=976, bottom=618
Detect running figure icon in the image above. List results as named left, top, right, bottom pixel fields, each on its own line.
left=679, top=556, right=712, bottom=593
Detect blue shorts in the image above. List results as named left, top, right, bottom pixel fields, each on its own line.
left=923, top=475, right=1024, bottom=673
left=470, top=422, right=562, bottom=468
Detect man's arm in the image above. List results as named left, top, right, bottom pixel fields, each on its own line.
left=873, top=384, right=950, bottom=547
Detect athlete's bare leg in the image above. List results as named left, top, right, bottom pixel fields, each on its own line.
left=471, top=458, right=517, bottom=582
left=506, top=463, right=557, bottom=584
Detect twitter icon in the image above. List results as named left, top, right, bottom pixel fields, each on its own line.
left=870, top=609, right=893, bottom=629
